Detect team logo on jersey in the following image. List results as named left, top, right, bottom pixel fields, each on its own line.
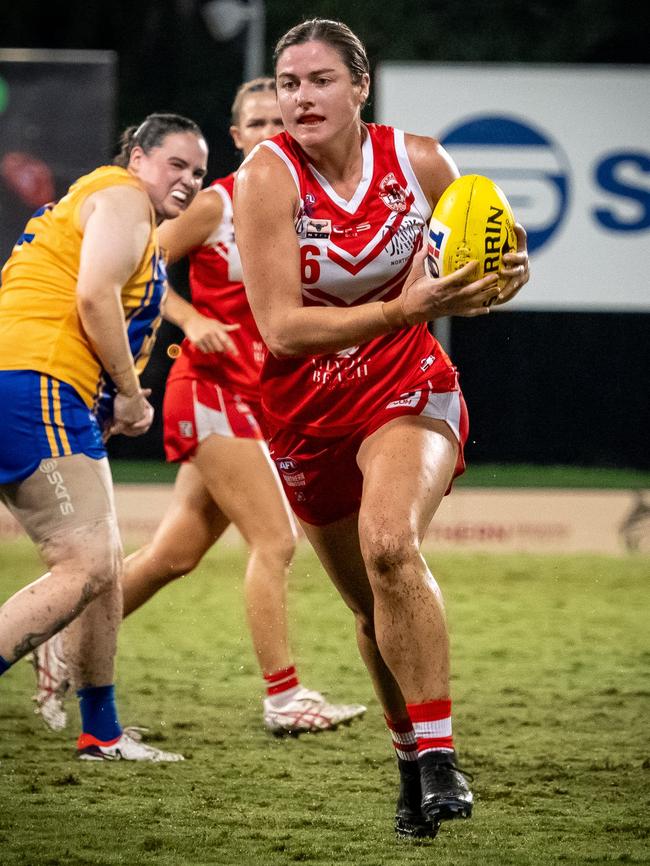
left=379, top=173, right=407, bottom=213
left=179, top=420, right=194, bottom=438
left=420, top=354, right=435, bottom=373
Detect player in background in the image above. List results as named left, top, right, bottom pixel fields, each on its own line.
left=234, top=20, right=529, bottom=836
left=32, top=79, right=366, bottom=737
left=0, top=114, right=208, bottom=761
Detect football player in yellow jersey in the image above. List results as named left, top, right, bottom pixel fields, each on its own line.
left=0, top=113, right=208, bottom=761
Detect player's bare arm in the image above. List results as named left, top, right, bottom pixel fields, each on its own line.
left=159, top=188, right=240, bottom=354
left=77, top=183, right=153, bottom=432
left=163, top=286, right=240, bottom=355
left=405, top=133, right=460, bottom=207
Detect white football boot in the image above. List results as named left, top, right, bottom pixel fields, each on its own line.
left=77, top=726, right=185, bottom=762
left=263, top=687, right=366, bottom=735
left=31, top=632, right=70, bottom=731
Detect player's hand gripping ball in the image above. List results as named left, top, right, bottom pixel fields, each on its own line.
left=427, top=175, right=517, bottom=306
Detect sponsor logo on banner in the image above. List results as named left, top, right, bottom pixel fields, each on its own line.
left=439, top=115, right=569, bottom=253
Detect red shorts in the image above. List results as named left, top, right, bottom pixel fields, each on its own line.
left=163, top=377, right=263, bottom=463
left=267, top=386, right=469, bottom=526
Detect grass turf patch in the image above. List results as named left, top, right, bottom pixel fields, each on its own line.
left=108, top=460, right=650, bottom=489
left=0, top=541, right=648, bottom=865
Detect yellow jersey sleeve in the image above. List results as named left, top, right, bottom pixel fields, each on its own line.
left=0, top=166, right=165, bottom=411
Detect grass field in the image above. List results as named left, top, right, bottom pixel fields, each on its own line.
left=108, top=460, right=650, bottom=489
left=0, top=540, right=648, bottom=866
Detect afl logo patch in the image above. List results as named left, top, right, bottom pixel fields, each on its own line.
left=277, top=458, right=299, bottom=473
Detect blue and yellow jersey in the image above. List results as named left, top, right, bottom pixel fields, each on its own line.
left=0, top=165, right=166, bottom=416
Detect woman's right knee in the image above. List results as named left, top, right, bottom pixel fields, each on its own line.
left=250, top=529, right=297, bottom=571
left=133, top=543, right=203, bottom=583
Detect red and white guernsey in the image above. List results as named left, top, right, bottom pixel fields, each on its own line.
left=166, top=173, right=265, bottom=403
left=259, top=124, right=459, bottom=436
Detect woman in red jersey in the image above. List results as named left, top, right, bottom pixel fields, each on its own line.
left=234, top=20, right=529, bottom=838
left=33, top=79, right=365, bottom=738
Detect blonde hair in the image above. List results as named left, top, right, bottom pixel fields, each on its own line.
left=230, top=77, right=276, bottom=125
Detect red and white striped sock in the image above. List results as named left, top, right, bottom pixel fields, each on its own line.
left=406, top=698, right=454, bottom=755
left=385, top=715, right=418, bottom=762
left=264, top=664, right=301, bottom=707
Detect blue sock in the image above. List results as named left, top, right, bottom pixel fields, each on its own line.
left=77, top=685, right=122, bottom=741
left=0, top=655, right=11, bottom=676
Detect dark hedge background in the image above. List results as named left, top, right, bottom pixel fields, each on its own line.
left=1, top=1, right=648, bottom=469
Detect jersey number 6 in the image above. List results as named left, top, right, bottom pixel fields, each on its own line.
left=301, top=244, right=321, bottom=285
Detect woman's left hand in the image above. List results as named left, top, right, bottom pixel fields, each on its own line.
left=493, top=223, right=530, bottom=306
left=184, top=310, right=240, bottom=355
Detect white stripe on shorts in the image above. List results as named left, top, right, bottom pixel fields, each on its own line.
left=421, top=389, right=461, bottom=441
left=193, top=382, right=234, bottom=441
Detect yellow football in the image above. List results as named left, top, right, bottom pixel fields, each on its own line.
left=426, top=174, right=517, bottom=304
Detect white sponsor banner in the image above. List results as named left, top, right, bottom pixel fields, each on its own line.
left=1, top=485, right=647, bottom=555
left=376, top=64, right=650, bottom=311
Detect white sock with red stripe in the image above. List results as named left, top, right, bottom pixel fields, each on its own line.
left=264, top=664, right=301, bottom=707
left=385, top=714, right=419, bottom=762
left=406, top=698, right=454, bottom=755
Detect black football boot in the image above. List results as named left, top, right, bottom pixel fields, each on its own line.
left=418, top=749, right=474, bottom=822
left=394, top=759, right=440, bottom=839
